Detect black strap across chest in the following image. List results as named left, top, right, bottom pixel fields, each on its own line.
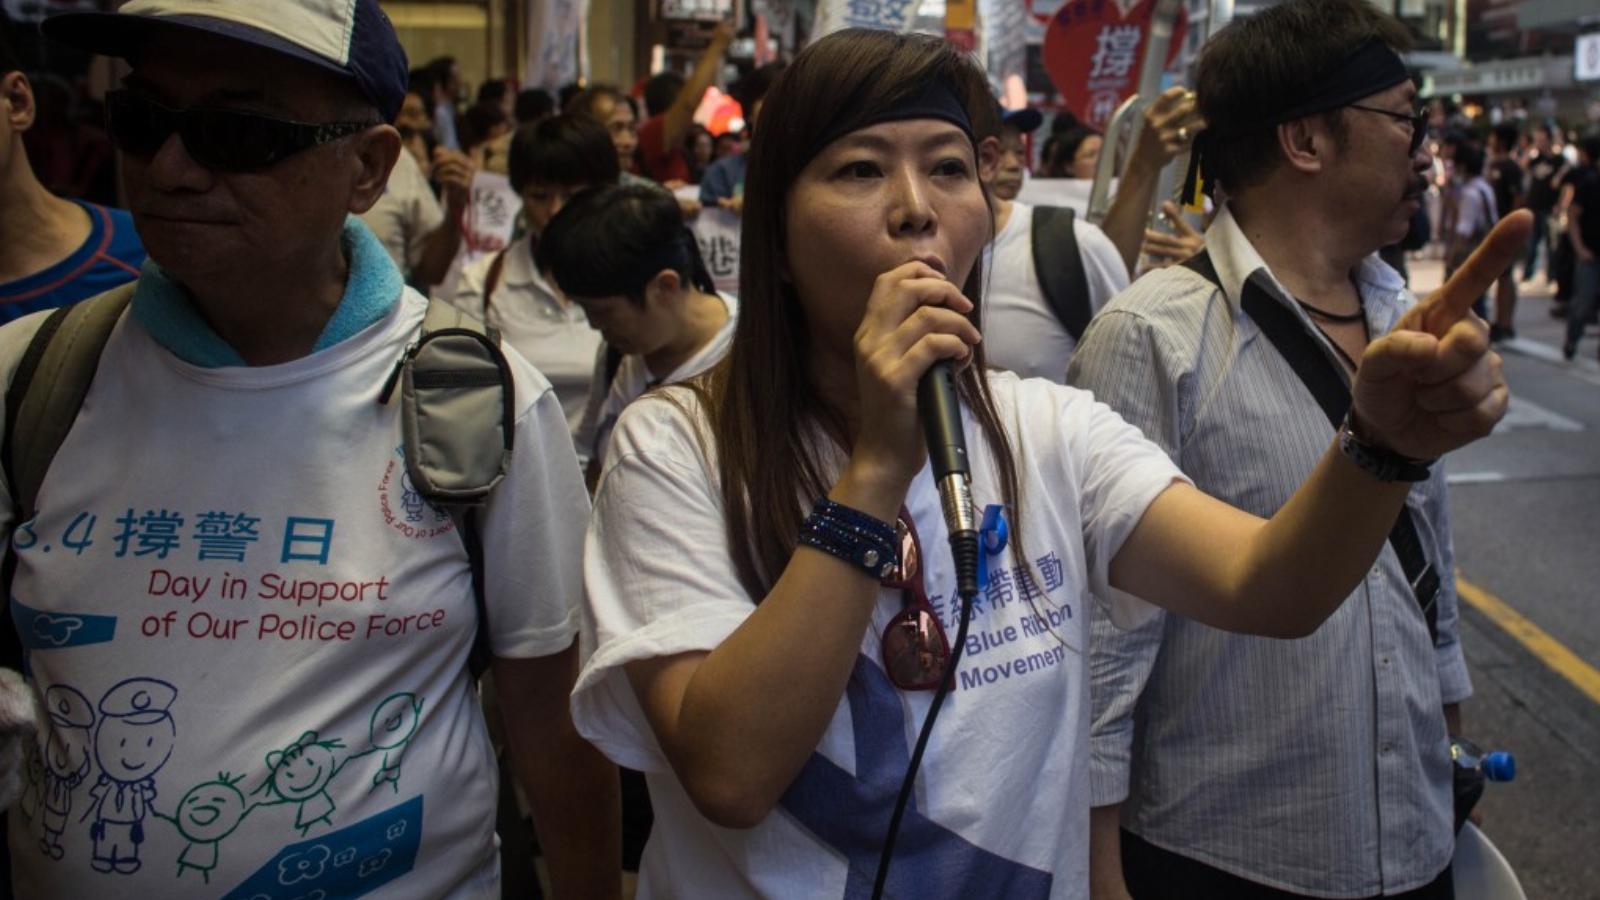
left=1029, top=205, right=1092, bottom=341
left=1183, top=251, right=1440, bottom=644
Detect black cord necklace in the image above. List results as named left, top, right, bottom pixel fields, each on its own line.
left=1296, top=297, right=1370, bottom=373
left=1294, top=299, right=1366, bottom=324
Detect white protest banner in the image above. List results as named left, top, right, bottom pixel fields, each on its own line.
left=688, top=207, right=742, bottom=296
left=524, top=0, right=589, bottom=92
left=813, top=0, right=926, bottom=38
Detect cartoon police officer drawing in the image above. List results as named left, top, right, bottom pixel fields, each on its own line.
left=84, top=678, right=176, bottom=874
left=39, top=684, right=94, bottom=861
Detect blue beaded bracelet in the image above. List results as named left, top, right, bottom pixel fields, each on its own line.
left=798, top=497, right=898, bottom=580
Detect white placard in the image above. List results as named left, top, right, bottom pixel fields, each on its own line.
left=813, top=0, right=925, bottom=38
left=688, top=207, right=742, bottom=296
left=524, top=0, right=589, bottom=92
left=432, top=171, right=523, bottom=301
left=1577, top=33, right=1600, bottom=83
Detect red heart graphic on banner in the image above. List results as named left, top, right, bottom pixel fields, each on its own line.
left=1042, top=0, right=1187, bottom=131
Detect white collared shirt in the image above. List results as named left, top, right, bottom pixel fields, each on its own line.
left=577, top=292, right=739, bottom=469
left=451, top=239, right=603, bottom=461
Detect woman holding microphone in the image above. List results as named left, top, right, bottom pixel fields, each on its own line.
left=571, top=28, right=1522, bottom=899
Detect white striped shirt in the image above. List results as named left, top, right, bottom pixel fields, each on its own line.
left=1068, top=205, right=1471, bottom=898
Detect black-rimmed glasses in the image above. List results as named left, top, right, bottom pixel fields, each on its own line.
left=1347, top=103, right=1429, bottom=155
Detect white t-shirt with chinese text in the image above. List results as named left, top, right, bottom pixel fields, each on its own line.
left=982, top=201, right=1128, bottom=383
left=3, top=290, right=588, bottom=899
left=571, top=371, right=1187, bottom=899
left=578, top=291, right=737, bottom=466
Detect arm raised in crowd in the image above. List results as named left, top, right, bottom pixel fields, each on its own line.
left=1099, top=87, right=1205, bottom=274
left=660, top=22, right=735, bottom=158
left=1107, top=212, right=1529, bottom=638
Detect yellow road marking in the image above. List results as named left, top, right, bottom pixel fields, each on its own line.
left=1457, top=574, right=1600, bottom=707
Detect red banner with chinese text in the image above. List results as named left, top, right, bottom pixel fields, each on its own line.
left=1041, top=0, right=1187, bottom=130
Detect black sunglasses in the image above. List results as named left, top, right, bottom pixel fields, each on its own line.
left=106, top=89, right=377, bottom=173
left=1347, top=103, right=1429, bottom=155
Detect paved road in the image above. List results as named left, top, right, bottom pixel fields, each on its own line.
left=1409, top=256, right=1600, bottom=899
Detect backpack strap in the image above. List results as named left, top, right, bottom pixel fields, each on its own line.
left=481, top=248, right=509, bottom=321
left=6, top=285, right=134, bottom=523
left=1181, top=251, right=1441, bottom=644
left=1, top=284, right=135, bottom=673
left=1029, top=205, right=1093, bottom=341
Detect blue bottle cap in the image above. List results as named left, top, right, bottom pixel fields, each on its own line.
left=1483, top=751, right=1516, bottom=782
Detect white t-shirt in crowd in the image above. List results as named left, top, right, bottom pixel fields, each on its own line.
left=2, top=291, right=589, bottom=899
left=982, top=201, right=1129, bottom=383
left=359, top=150, right=445, bottom=279
left=451, top=238, right=602, bottom=456
left=571, top=372, right=1188, bottom=899
left=577, top=291, right=737, bottom=467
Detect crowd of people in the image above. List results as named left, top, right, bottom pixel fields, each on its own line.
left=0, top=0, right=1561, bottom=898
left=1421, top=118, right=1600, bottom=360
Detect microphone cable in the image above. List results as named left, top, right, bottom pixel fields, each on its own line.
left=871, top=360, right=984, bottom=899
left=870, top=572, right=978, bottom=900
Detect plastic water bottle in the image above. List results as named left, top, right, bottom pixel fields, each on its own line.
left=1451, top=737, right=1515, bottom=831
left=1452, top=738, right=1516, bottom=782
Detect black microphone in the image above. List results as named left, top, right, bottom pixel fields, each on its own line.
left=874, top=360, right=985, bottom=900
left=916, top=360, right=980, bottom=597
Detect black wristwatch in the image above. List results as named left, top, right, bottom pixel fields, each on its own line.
left=1338, top=411, right=1435, bottom=482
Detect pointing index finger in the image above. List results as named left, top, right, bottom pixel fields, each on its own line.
left=1415, top=210, right=1533, bottom=337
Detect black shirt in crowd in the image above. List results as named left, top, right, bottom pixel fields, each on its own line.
left=1490, top=157, right=1524, bottom=222
left=1574, top=169, right=1600, bottom=255
left=1525, top=151, right=1567, bottom=214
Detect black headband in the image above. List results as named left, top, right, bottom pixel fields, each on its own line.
left=809, top=77, right=975, bottom=163
left=1184, top=38, right=1409, bottom=200
left=1260, top=39, right=1410, bottom=126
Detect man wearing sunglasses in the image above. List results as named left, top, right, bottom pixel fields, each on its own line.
left=1071, top=0, right=1474, bottom=898
left=0, top=2, right=620, bottom=898
left=0, top=18, right=145, bottom=323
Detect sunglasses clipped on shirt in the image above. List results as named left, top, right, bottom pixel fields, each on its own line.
left=106, top=89, right=378, bottom=173
left=879, top=511, right=954, bottom=692
left=1346, top=103, right=1429, bottom=156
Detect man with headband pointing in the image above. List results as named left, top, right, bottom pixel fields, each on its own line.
left=1071, top=0, right=1530, bottom=897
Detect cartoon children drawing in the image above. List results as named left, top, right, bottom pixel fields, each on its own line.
left=156, top=772, right=252, bottom=884
left=38, top=685, right=94, bottom=860
left=366, top=693, right=423, bottom=793
left=255, top=731, right=347, bottom=836
left=85, top=678, right=177, bottom=874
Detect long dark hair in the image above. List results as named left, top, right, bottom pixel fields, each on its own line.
left=688, top=29, right=1025, bottom=599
